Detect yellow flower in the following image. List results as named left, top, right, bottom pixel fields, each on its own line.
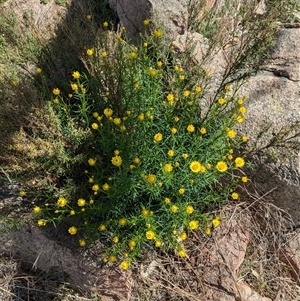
left=182, top=153, right=189, bottom=159
left=79, top=239, right=86, bottom=247
left=175, top=162, right=180, bottom=167
left=99, top=224, right=106, bottom=231
left=143, top=19, right=150, bottom=26
left=178, top=249, right=187, bottom=257
left=239, top=106, right=247, bottom=114
left=241, top=176, right=248, bottom=183
left=232, top=192, right=239, bottom=200
left=171, top=205, right=179, bottom=212
left=91, top=123, right=98, bottom=130
left=37, top=219, right=46, bottom=226
left=141, top=209, right=149, bottom=217
left=70, top=210, right=76, bottom=215
left=33, top=206, right=41, bottom=213
left=92, top=184, right=100, bottom=192
left=187, top=124, right=195, bottom=132
left=165, top=197, right=171, bottom=204
left=72, top=71, right=80, bottom=79
left=119, top=218, right=127, bottom=226
left=19, top=190, right=26, bottom=197
left=86, top=14, right=92, bottom=20
left=104, top=108, right=113, bottom=117
left=190, top=161, right=202, bottom=173
left=103, top=21, right=109, bottom=27
left=216, top=161, right=228, bottom=172
left=149, top=68, right=158, bottom=76
left=68, top=226, right=77, bottom=235
left=167, top=93, right=175, bottom=105
left=153, top=29, right=163, bottom=37
left=227, top=129, right=236, bottom=139
left=128, top=240, right=136, bottom=250
left=189, top=220, right=199, bottom=230
left=179, top=74, right=185, bottom=80
left=157, top=61, right=163, bottom=67
left=195, top=86, right=202, bottom=93
left=179, top=232, right=187, bottom=240
left=57, top=197, right=67, bottom=207
left=111, top=155, right=122, bottom=167
left=102, top=183, right=110, bottom=191
left=237, top=116, right=244, bottom=123
left=237, top=98, right=244, bottom=105
left=167, top=150, right=174, bottom=157
left=52, top=88, right=60, bottom=95
left=114, top=149, right=120, bottom=155
left=164, top=163, right=173, bottom=172
left=155, top=241, right=162, bottom=247
left=224, top=84, right=230, bottom=91
left=235, top=157, right=245, bottom=168
left=178, top=187, right=185, bottom=195
left=170, top=127, right=177, bottom=134
left=120, top=261, right=130, bottom=270
left=138, top=113, right=145, bottom=121
left=186, top=205, right=194, bottom=214
left=154, top=132, right=163, bottom=142
left=146, top=230, right=155, bottom=240
left=242, top=135, right=248, bottom=142
left=183, top=90, right=190, bottom=97
left=71, top=83, right=78, bottom=91
left=133, top=157, right=140, bottom=164
left=146, top=174, right=157, bottom=184
left=212, top=217, right=220, bottom=228
left=112, top=236, right=119, bottom=243
left=205, top=227, right=211, bottom=235
left=88, top=158, right=96, bottom=166
left=109, top=255, right=117, bottom=262
left=129, top=51, right=137, bottom=59
left=77, top=198, right=86, bottom=207
left=174, top=116, right=180, bottom=122
left=113, top=117, right=121, bottom=125
left=36, top=67, right=42, bottom=74
left=200, top=127, right=207, bottom=134
left=86, top=48, right=94, bottom=56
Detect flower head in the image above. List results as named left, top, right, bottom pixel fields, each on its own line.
left=72, top=71, right=80, bottom=79
left=232, top=192, right=239, bottom=200
left=146, top=230, right=155, bottom=240
left=38, top=219, right=46, bottom=226
left=164, top=163, right=173, bottom=172
left=102, top=183, right=110, bottom=191
left=52, top=88, right=60, bottom=95
left=235, top=157, right=245, bottom=168
left=146, top=174, right=157, bottom=184
left=111, top=155, right=122, bottom=167
left=227, top=129, right=236, bottom=139
left=189, top=220, right=199, bottom=230
left=33, top=206, right=41, bottom=213
left=86, top=48, right=94, bottom=56
left=88, top=158, right=96, bottom=166
left=57, top=197, right=67, bottom=207
left=154, top=133, right=163, bottom=142
left=187, top=124, right=195, bottom=133
left=153, top=29, right=163, bottom=38
left=120, top=261, right=130, bottom=270
left=68, top=226, right=77, bottom=235
left=104, top=108, right=113, bottom=118
left=216, top=161, right=228, bottom=172
left=186, top=205, right=194, bottom=214
left=190, top=161, right=202, bottom=173
left=79, top=239, right=86, bottom=247
left=171, top=205, right=179, bottom=212
left=77, top=198, right=86, bottom=207
left=212, top=217, right=220, bottom=227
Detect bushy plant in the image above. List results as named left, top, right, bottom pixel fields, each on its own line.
left=30, top=22, right=249, bottom=268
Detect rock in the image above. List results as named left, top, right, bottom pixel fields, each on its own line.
left=2, top=0, right=69, bottom=38
left=237, top=282, right=272, bottom=301
left=109, top=0, right=188, bottom=40
left=202, top=217, right=251, bottom=300
left=0, top=223, right=132, bottom=300
left=264, top=28, right=300, bottom=81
